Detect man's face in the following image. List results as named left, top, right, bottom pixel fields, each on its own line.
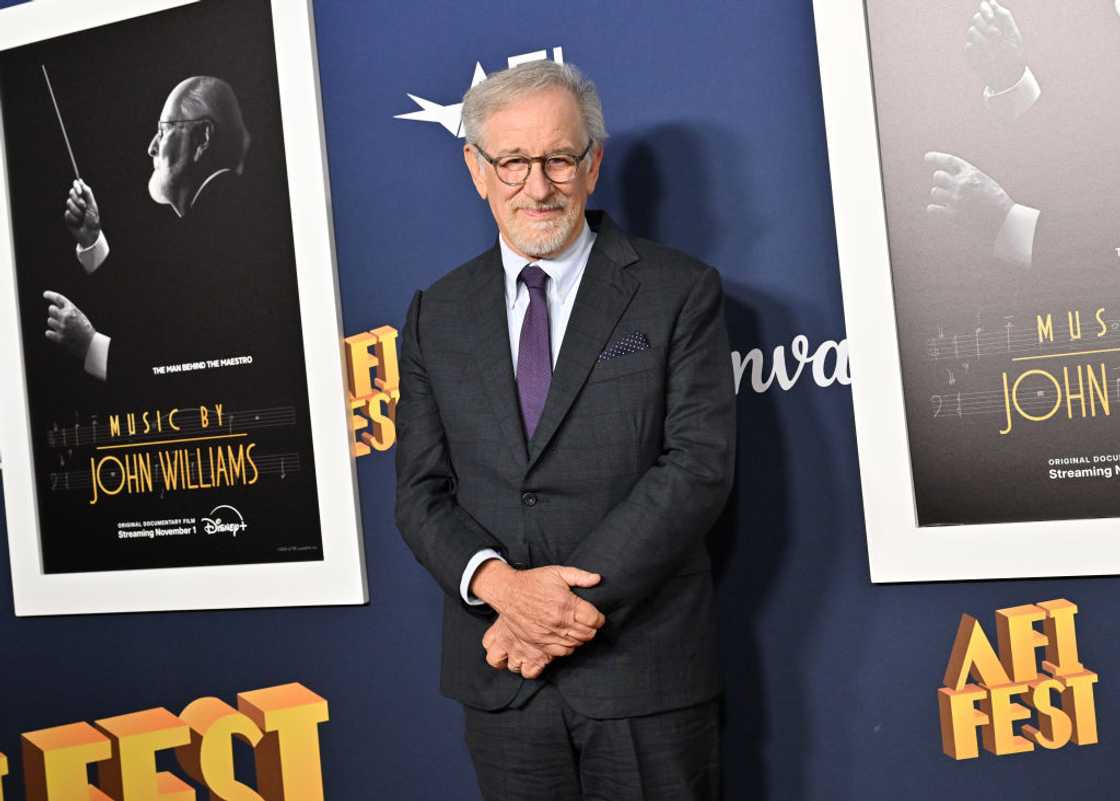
left=147, top=90, right=197, bottom=206
left=464, top=87, right=603, bottom=260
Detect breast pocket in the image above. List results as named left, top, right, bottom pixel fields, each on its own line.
left=586, top=346, right=661, bottom=384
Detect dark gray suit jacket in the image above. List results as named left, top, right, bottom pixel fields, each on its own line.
left=395, top=211, right=735, bottom=719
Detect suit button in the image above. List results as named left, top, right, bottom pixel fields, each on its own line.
left=521, top=492, right=538, bottom=507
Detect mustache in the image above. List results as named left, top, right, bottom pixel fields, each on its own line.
left=510, top=198, right=568, bottom=212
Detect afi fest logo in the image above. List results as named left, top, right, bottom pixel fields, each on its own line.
left=0, top=682, right=328, bottom=801
left=200, top=505, right=248, bottom=537
left=938, top=599, right=1099, bottom=760
left=395, top=47, right=566, bottom=137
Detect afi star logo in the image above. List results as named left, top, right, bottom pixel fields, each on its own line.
left=395, top=47, right=565, bottom=137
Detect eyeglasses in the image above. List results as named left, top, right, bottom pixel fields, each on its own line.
left=153, top=117, right=213, bottom=141
left=474, top=140, right=594, bottom=186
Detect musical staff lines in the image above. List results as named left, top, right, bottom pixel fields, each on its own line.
left=45, top=405, right=297, bottom=450
left=925, top=315, right=1120, bottom=364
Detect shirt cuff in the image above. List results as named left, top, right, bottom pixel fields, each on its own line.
left=83, top=332, right=110, bottom=381
left=983, top=66, right=1041, bottom=121
left=993, top=203, right=1040, bottom=270
left=75, top=231, right=109, bottom=274
left=460, top=549, right=506, bottom=606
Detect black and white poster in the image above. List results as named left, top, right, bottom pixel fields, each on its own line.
left=863, top=1, right=1120, bottom=527
left=0, top=0, right=366, bottom=612
left=815, top=0, right=1120, bottom=580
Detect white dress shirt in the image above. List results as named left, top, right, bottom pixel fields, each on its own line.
left=459, top=220, right=597, bottom=605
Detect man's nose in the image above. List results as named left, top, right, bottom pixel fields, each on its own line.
left=147, top=132, right=159, bottom=158
left=523, top=161, right=553, bottom=201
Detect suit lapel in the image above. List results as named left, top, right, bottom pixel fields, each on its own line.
left=526, top=216, right=639, bottom=470
left=464, top=247, right=529, bottom=469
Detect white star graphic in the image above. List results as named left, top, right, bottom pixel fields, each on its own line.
left=394, top=62, right=488, bottom=138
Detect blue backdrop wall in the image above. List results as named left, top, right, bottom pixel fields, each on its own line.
left=0, top=1, right=1116, bottom=799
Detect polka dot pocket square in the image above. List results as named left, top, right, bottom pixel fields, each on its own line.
left=598, top=331, right=651, bottom=361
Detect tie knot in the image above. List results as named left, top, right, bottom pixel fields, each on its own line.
left=519, top=264, right=549, bottom=291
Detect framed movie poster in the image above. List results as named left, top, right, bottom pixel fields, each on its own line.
left=814, top=0, right=1120, bottom=581
left=0, top=0, right=367, bottom=614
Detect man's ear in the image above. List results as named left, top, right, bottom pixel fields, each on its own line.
left=192, top=122, right=213, bottom=163
left=584, top=143, right=604, bottom=195
left=463, top=144, right=488, bottom=200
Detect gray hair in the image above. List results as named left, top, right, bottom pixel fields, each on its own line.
left=460, top=61, right=608, bottom=151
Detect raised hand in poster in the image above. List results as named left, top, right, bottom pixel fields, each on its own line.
left=63, top=179, right=101, bottom=252
left=965, top=0, right=1026, bottom=93
left=42, top=290, right=95, bottom=359
left=924, top=151, right=1017, bottom=253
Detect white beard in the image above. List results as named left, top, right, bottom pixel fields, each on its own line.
left=507, top=199, right=582, bottom=259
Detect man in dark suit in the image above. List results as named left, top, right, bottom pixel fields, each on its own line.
left=395, top=60, right=736, bottom=801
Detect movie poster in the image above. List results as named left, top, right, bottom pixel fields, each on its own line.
left=863, top=1, right=1120, bottom=526
left=1, top=0, right=324, bottom=573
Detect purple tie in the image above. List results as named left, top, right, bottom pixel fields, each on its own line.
left=517, top=264, right=551, bottom=438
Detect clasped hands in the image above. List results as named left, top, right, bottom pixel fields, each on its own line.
left=470, top=561, right=606, bottom=680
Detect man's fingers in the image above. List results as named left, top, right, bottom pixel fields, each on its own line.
left=926, top=204, right=955, bottom=221
left=520, top=662, right=545, bottom=679
left=554, top=566, right=601, bottom=588
left=543, top=642, right=576, bottom=657
left=66, top=199, right=83, bottom=218
left=925, top=152, right=968, bottom=174
left=571, top=599, right=606, bottom=629
left=932, top=170, right=954, bottom=189
left=971, top=14, right=996, bottom=38
left=930, top=187, right=953, bottom=205
left=485, top=648, right=509, bottom=669
left=42, top=290, right=68, bottom=307
left=46, top=317, right=61, bottom=332
left=967, top=26, right=988, bottom=48
left=45, top=330, right=61, bottom=343
left=990, top=0, right=1013, bottom=21
left=979, top=2, right=994, bottom=21
left=47, top=304, right=63, bottom=319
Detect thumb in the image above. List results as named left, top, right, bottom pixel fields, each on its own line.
left=555, top=566, right=601, bottom=588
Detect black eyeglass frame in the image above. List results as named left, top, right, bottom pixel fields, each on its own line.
left=473, top=140, right=595, bottom=186
left=154, top=117, right=215, bottom=140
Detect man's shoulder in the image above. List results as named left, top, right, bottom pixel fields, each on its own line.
left=422, top=245, right=496, bottom=300
left=610, top=224, right=718, bottom=295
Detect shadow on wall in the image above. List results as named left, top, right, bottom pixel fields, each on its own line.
left=598, top=120, right=847, bottom=800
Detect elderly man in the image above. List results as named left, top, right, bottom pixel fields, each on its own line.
left=44, top=76, right=255, bottom=382
left=395, top=60, right=735, bottom=801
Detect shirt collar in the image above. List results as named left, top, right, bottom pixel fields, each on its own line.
left=499, top=220, right=596, bottom=309
left=190, top=168, right=233, bottom=209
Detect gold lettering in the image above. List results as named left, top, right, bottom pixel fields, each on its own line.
left=1064, top=366, right=1086, bottom=420
left=1022, top=678, right=1072, bottom=749
left=1068, top=310, right=1083, bottom=341
left=1037, top=313, right=1054, bottom=344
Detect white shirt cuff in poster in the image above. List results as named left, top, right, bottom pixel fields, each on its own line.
left=983, top=67, right=1041, bottom=121
left=75, top=231, right=109, bottom=274
left=461, top=549, right=506, bottom=606
left=83, top=331, right=110, bottom=381
left=993, top=203, right=1041, bottom=270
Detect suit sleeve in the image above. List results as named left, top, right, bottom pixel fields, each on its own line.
left=394, top=289, right=508, bottom=603
left=566, top=267, right=736, bottom=619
